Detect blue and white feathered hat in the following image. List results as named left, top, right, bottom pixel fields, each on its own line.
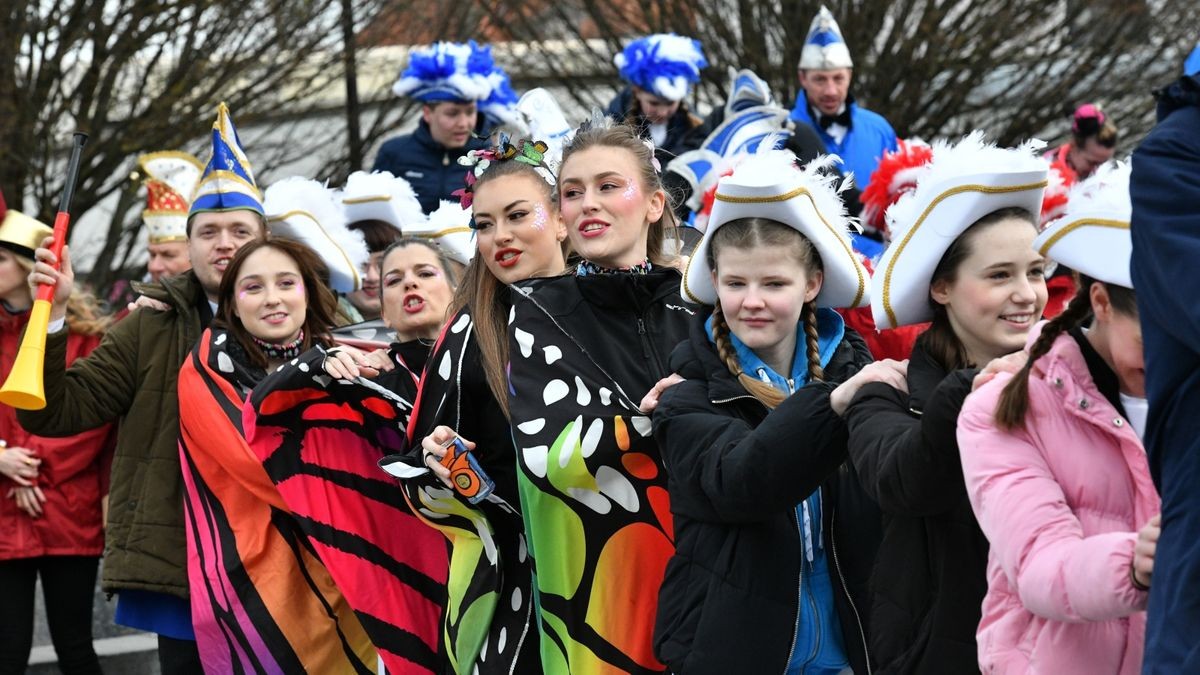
left=614, top=33, right=708, bottom=102
left=1034, top=161, right=1132, bottom=289
left=264, top=177, right=370, bottom=294
left=799, top=5, right=853, bottom=70
left=393, top=41, right=518, bottom=114
left=188, top=103, right=264, bottom=219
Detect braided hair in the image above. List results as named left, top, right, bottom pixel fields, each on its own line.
left=707, top=217, right=824, bottom=408
left=993, top=274, right=1138, bottom=429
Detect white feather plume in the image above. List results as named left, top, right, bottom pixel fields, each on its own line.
left=264, top=177, right=370, bottom=293
left=885, top=131, right=1047, bottom=241
left=1057, top=160, right=1131, bottom=222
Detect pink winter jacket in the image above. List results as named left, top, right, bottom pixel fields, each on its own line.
left=957, top=328, right=1160, bottom=674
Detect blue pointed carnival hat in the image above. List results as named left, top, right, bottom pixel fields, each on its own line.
left=799, top=5, right=853, bottom=70
left=188, top=102, right=264, bottom=220
left=614, top=33, right=707, bottom=102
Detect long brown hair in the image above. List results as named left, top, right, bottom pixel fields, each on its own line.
left=215, top=238, right=337, bottom=369
left=559, top=120, right=680, bottom=267
left=914, top=206, right=1037, bottom=372
left=451, top=155, right=565, bottom=416
left=994, top=274, right=1137, bottom=429
left=707, top=218, right=825, bottom=408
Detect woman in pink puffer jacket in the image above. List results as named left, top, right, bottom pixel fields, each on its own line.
left=957, top=169, right=1161, bottom=675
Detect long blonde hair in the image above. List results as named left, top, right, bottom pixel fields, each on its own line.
left=707, top=218, right=825, bottom=408
left=13, top=256, right=111, bottom=336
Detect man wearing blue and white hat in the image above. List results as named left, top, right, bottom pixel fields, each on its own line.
left=607, top=33, right=708, bottom=164
left=373, top=41, right=519, bottom=213
left=790, top=5, right=898, bottom=197
left=20, top=102, right=267, bottom=675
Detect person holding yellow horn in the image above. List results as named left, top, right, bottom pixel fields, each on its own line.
left=18, top=102, right=266, bottom=674
left=0, top=192, right=115, bottom=675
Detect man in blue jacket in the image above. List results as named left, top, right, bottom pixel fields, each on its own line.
left=789, top=6, right=897, bottom=197
left=373, top=41, right=517, bottom=213
left=1130, top=66, right=1200, bottom=674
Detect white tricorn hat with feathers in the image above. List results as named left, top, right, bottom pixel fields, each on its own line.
left=338, top=170, right=424, bottom=234
left=404, top=200, right=475, bottom=266
left=1034, top=161, right=1132, bottom=289
left=682, top=144, right=870, bottom=309
left=263, top=177, right=370, bottom=294
left=873, top=132, right=1048, bottom=329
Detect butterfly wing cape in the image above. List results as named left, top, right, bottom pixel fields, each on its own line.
left=178, top=328, right=377, bottom=673
left=382, top=307, right=537, bottom=674
left=505, top=276, right=680, bottom=674
left=242, top=342, right=449, bottom=673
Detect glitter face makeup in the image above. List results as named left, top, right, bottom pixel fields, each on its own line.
left=533, top=202, right=548, bottom=231
left=623, top=179, right=639, bottom=201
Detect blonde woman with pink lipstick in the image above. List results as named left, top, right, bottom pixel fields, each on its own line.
left=498, top=119, right=696, bottom=673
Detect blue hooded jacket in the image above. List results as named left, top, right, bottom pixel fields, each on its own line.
left=372, top=118, right=488, bottom=214
left=1130, top=73, right=1200, bottom=675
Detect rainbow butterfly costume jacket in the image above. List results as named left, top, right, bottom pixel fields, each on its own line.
left=382, top=305, right=539, bottom=674
left=180, top=330, right=449, bottom=673
left=179, top=328, right=380, bottom=672
left=504, top=269, right=695, bottom=674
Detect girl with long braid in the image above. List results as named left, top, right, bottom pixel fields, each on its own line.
left=651, top=148, right=900, bottom=674
left=958, top=163, right=1160, bottom=674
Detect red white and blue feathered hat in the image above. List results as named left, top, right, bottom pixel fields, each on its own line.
left=799, top=5, right=853, bottom=70
left=873, top=132, right=1048, bottom=329
left=614, top=33, right=708, bottom=102
left=1034, top=161, right=1132, bottom=289
left=189, top=103, right=264, bottom=219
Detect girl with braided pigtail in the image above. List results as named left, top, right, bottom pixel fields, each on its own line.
left=958, top=162, right=1160, bottom=674
left=652, top=149, right=905, bottom=674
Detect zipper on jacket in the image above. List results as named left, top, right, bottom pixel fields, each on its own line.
left=829, top=508, right=871, bottom=675
left=782, top=507, right=803, bottom=675
left=442, top=151, right=450, bottom=166
left=636, top=317, right=667, bottom=378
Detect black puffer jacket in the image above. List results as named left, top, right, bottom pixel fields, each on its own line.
left=651, top=312, right=880, bottom=674
left=844, top=339, right=983, bottom=674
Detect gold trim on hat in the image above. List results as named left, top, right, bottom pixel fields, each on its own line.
left=268, top=209, right=362, bottom=288
left=706, top=186, right=867, bottom=307
left=196, top=170, right=263, bottom=198
left=137, top=151, right=204, bottom=177
left=342, top=195, right=392, bottom=205
left=414, top=226, right=471, bottom=238
left=880, top=180, right=1048, bottom=328
left=1037, top=218, right=1129, bottom=256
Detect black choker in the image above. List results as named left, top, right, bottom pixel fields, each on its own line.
left=576, top=259, right=653, bottom=277
left=251, top=330, right=304, bottom=360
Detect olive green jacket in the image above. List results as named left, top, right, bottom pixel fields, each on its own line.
left=18, top=271, right=207, bottom=598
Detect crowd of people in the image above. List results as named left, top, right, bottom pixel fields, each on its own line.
left=1, top=6, right=1198, bottom=675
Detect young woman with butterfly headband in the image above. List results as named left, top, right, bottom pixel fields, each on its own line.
left=381, top=135, right=569, bottom=674
left=499, top=118, right=695, bottom=673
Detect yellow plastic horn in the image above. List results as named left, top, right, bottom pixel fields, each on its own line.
left=0, top=132, right=89, bottom=410
left=0, top=300, right=52, bottom=409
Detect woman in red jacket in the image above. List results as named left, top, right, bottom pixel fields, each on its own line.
left=0, top=208, right=114, bottom=675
